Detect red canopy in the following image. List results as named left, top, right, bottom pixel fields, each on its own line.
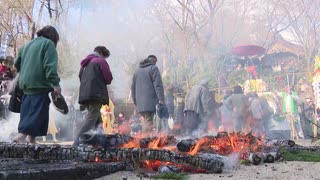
left=231, top=45, right=266, bottom=56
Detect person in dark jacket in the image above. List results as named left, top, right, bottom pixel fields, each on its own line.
left=184, top=79, right=213, bottom=136
left=13, top=26, right=61, bottom=144
left=131, top=55, right=165, bottom=134
left=157, top=84, right=175, bottom=133
left=74, top=46, right=113, bottom=145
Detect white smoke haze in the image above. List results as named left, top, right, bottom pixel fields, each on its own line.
left=57, top=0, right=162, bottom=100
left=223, top=153, right=240, bottom=170
left=0, top=113, right=19, bottom=141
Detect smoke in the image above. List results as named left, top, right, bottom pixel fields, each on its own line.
left=57, top=0, right=161, bottom=100
left=223, top=153, right=240, bottom=169
left=0, top=113, right=19, bottom=141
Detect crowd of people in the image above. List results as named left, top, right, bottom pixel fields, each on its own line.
left=3, top=25, right=317, bottom=145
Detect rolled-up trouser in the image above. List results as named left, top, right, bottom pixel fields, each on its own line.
left=140, top=111, right=155, bottom=133
left=75, top=100, right=102, bottom=142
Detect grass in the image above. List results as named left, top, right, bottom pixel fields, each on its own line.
left=240, top=159, right=252, bottom=165
left=151, top=172, right=189, bottom=180
left=282, top=150, right=320, bottom=162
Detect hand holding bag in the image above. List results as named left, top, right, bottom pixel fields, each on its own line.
left=8, top=74, right=24, bottom=113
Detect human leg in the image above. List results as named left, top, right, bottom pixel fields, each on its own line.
left=140, top=112, right=155, bottom=134
left=74, top=101, right=102, bottom=144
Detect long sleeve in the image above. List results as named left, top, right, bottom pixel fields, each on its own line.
left=152, top=66, right=165, bottom=102
left=201, top=89, right=211, bottom=114
left=100, top=61, right=113, bottom=85
left=14, top=47, right=24, bottom=72
left=131, top=73, right=136, bottom=105
left=43, top=41, right=60, bottom=87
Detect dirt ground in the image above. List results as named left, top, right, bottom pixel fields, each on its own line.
left=96, top=161, right=320, bottom=180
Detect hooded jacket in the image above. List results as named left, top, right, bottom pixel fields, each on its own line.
left=78, top=53, right=113, bottom=105
left=184, top=81, right=211, bottom=116
left=131, top=58, right=165, bottom=113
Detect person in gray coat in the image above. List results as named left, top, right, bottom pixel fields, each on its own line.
left=131, top=55, right=165, bottom=133
left=183, top=79, right=212, bottom=136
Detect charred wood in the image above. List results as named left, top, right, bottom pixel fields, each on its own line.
left=0, top=143, right=224, bottom=173
left=176, top=139, right=195, bottom=152
left=248, top=153, right=263, bottom=165
left=284, top=145, right=320, bottom=152
left=104, top=148, right=224, bottom=173
left=79, top=133, right=133, bottom=147
left=0, top=160, right=127, bottom=180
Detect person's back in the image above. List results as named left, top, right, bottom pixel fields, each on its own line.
left=131, top=57, right=164, bottom=113
left=74, top=46, right=112, bottom=146
left=184, top=84, right=210, bottom=116
left=13, top=25, right=61, bottom=144
left=131, top=55, right=164, bottom=133
left=18, top=37, right=60, bottom=94
left=78, top=53, right=112, bottom=105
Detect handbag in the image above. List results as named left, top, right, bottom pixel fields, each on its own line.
left=8, top=82, right=24, bottom=113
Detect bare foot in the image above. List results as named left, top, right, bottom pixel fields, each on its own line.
left=13, top=133, right=27, bottom=143
left=27, top=136, right=37, bottom=144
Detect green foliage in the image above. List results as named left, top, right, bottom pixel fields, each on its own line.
left=151, top=172, right=189, bottom=180
left=282, top=150, right=320, bottom=162
left=226, top=70, right=247, bottom=87
left=240, top=159, right=251, bottom=165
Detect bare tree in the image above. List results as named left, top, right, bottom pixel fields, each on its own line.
left=276, top=0, right=320, bottom=72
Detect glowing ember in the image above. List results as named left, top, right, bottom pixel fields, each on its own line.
left=95, top=156, right=100, bottom=162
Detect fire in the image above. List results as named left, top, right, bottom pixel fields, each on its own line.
left=95, top=156, right=100, bottom=162
left=188, top=138, right=209, bottom=156
left=143, top=160, right=162, bottom=171
left=120, top=134, right=177, bottom=151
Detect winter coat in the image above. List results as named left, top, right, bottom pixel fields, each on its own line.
left=224, top=93, right=249, bottom=118
left=259, top=97, right=273, bottom=119
left=78, top=53, right=113, bottom=105
left=184, top=84, right=211, bottom=116
left=165, top=92, right=175, bottom=116
left=15, top=37, right=60, bottom=95
left=131, top=59, right=165, bottom=113
left=219, top=102, right=233, bottom=132
left=249, top=97, right=263, bottom=119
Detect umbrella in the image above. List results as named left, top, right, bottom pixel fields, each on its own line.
left=231, top=45, right=266, bottom=56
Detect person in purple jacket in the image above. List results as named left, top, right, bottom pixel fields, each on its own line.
left=74, top=46, right=113, bottom=146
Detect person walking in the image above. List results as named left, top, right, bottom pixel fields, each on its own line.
left=74, top=46, right=113, bottom=145
left=183, top=79, right=213, bottom=136
left=131, top=55, right=165, bottom=134
left=13, top=25, right=61, bottom=144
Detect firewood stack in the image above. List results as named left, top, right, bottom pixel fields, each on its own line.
left=0, top=132, right=304, bottom=179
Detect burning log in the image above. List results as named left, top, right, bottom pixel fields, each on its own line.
left=248, top=153, right=263, bottom=165
left=176, top=139, right=195, bottom=152
left=264, top=154, right=274, bottom=163
left=0, top=143, right=224, bottom=173
left=264, top=139, right=295, bottom=147
left=79, top=133, right=133, bottom=147
left=0, top=159, right=127, bottom=180
left=284, top=144, right=320, bottom=152
left=106, top=148, right=225, bottom=173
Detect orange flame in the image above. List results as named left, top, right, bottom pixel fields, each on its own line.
left=188, top=138, right=209, bottom=156
left=95, top=156, right=100, bottom=162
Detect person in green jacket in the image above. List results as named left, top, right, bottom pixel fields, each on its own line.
left=275, top=87, right=304, bottom=140
left=13, top=25, right=61, bottom=144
